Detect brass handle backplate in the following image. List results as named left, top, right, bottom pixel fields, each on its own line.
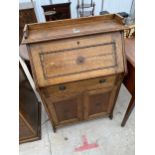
left=76, top=56, right=85, bottom=64
left=99, top=79, right=106, bottom=84
left=59, top=85, right=66, bottom=91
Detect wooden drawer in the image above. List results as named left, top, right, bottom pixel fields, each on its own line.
left=41, top=75, right=116, bottom=100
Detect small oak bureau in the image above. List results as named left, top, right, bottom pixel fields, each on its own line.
left=22, top=14, right=127, bottom=132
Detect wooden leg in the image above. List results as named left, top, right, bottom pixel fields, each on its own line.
left=121, top=96, right=135, bottom=127
left=53, top=126, right=56, bottom=133
left=109, top=113, right=113, bottom=120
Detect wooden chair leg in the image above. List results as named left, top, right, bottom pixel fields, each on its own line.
left=121, top=96, right=135, bottom=127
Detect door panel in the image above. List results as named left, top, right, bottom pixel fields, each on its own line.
left=46, top=94, right=82, bottom=126
left=84, top=87, right=113, bottom=119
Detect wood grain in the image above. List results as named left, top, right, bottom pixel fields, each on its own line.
left=22, top=14, right=128, bottom=44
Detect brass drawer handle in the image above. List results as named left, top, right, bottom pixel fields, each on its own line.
left=59, top=85, right=66, bottom=91
left=99, top=79, right=106, bottom=84
left=76, top=56, right=85, bottom=64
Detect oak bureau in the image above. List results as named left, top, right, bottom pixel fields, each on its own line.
left=22, top=14, right=127, bottom=132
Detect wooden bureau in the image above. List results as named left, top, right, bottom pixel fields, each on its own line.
left=22, top=14, right=127, bottom=132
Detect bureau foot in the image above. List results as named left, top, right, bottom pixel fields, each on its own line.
left=52, top=126, right=56, bottom=133
left=53, top=128, right=56, bottom=133
left=109, top=114, right=113, bottom=120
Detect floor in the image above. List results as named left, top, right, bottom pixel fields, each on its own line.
left=19, top=84, right=135, bottom=155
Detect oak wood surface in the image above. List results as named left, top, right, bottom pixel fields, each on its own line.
left=22, top=14, right=128, bottom=44
left=84, top=87, right=112, bottom=119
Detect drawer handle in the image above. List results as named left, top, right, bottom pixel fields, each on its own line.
left=76, top=56, right=85, bottom=64
left=99, top=79, right=106, bottom=84
left=59, top=85, right=66, bottom=91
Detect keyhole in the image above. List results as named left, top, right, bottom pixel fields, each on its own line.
left=77, top=41, right=80, bottom=45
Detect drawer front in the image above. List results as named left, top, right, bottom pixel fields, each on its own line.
left=42, top=75, right=116, bottom=100
left=45, top=94, right=83, bottom=126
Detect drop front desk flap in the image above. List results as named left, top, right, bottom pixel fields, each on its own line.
left=22, top=14, right=127, bottom=132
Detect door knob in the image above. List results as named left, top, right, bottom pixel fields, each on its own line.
left=59, top=85, right=66, bottom=91
left=99, top=79, right=106, bottom=84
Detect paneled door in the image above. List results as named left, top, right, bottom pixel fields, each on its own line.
left=46, top=93, right=83, bottom=126
left=84, top=87, right=114, bottom=119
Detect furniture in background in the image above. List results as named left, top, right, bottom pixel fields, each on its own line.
left=100, top=11, right=109, bottom=15
left=19, top=2, right=37, bottom=44
left=121, top=38, right=135, bottom=127
left=19, top=62, right=41, bottom=144
left=117, top=12, right=129, bottom=18
left=22, top=14, right=127, bottom=132
left=77, top=0, right=95, bottom=17
left=42, top=2, right=71, bottom=21
left=100, top=0, right=109, bottom=15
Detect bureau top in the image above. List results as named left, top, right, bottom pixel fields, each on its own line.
left=22, top=14, right=127, bottom=44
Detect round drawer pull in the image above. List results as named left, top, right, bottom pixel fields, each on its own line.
left=59, top=85, right=66, bottom=91
left=99, top=79, right=106, bottom=84
left=76, top=56, right=85, bottom=64
left=77, top=41, right=80, bottom=45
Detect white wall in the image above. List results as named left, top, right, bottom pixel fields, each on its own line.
left=19, top=0, right=133, bottom=23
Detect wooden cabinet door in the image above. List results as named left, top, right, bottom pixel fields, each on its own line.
left=46, top=94, right=83, bottom=126
left=84, top=87, right=114, bottom=119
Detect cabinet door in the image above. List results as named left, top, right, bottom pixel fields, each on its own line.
left=46, top=94, right=83, bottom=126
left=84, top=87, right=113, bottom=119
